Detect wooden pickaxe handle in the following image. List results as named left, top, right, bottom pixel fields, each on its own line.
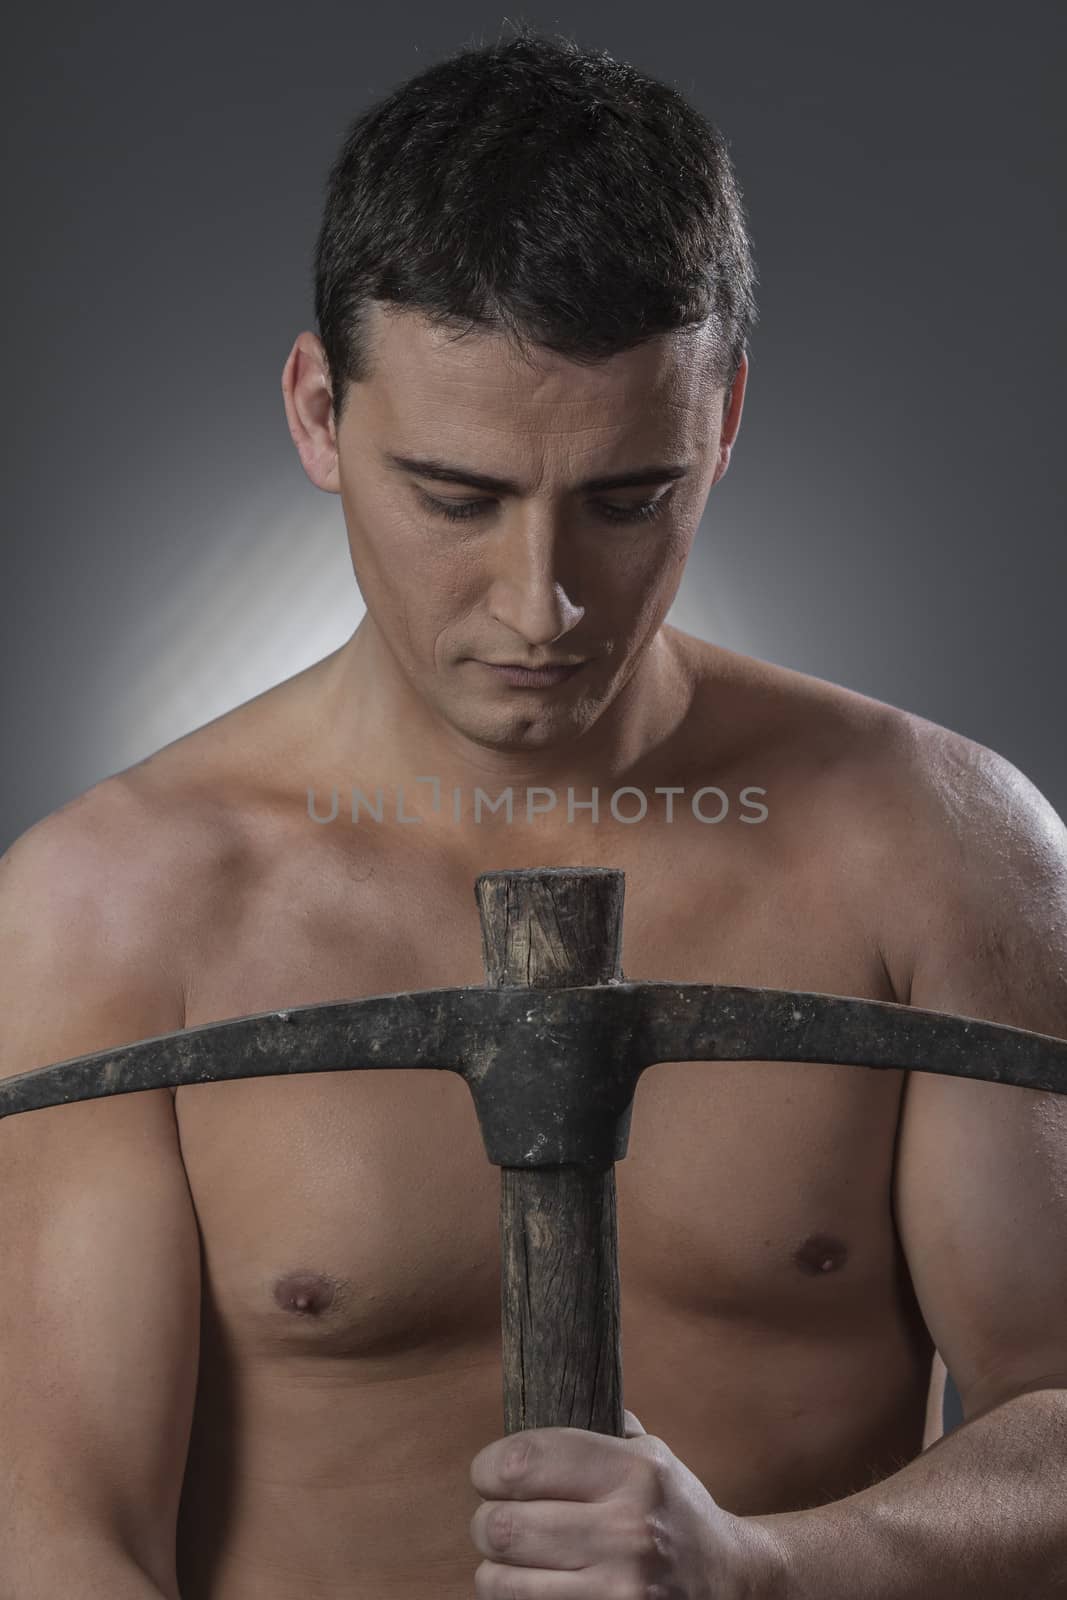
left=475, top=867, right=627, bottom=1439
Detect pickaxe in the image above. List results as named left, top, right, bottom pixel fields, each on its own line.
left=4, top=866, right=1067, bottom=1441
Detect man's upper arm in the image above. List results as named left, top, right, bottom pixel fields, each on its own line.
left=0, top=804, right=200, bottom=1596
left=886, top=722, right=1067, bottom=1422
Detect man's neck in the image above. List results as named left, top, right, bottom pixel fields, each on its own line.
left=300, top=620, right=695, bottom=837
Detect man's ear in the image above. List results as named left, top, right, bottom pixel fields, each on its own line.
left=723, top=349, right=748, bottom=447
left=711, top=349, right=748, bottom=487
left=281, top=332, right=340, bottom=493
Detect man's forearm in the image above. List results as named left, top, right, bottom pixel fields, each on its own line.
left=747, top=1384, right=1067, bottom=1599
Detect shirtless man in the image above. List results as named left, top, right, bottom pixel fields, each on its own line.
left=4, top=29, right=1067, bottom=1600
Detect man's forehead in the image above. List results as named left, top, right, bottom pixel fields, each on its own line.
left=360, top=301, right=721, bottom=419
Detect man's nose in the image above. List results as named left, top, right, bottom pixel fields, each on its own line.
left=485, top=514, right=585, bottom=646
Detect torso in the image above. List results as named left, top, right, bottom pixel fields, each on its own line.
left=104, top=631, right=941, bottom=1598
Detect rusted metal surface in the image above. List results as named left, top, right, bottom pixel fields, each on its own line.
left=3, top=980, right=1067, bottom=1167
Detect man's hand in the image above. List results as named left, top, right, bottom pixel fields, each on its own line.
left=469, top=1409, right=784, bottom=1597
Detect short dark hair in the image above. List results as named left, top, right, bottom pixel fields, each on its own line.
left=312, top=20, right=759, bottom=430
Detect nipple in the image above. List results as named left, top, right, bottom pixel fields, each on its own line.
left=273, top=1271, right=339, bottom=1316
left=793, top=1233, right=848, bottom=1276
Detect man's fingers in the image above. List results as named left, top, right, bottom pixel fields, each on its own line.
left=471, top=1494, right=656, bottom=1570
left=472, top=1424, right=648, bottom=1501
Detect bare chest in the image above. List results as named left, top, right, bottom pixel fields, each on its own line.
left=174, top=817, right=914, bottom=1370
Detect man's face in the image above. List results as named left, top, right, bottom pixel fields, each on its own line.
left=315, top=303, right=743, bottom=755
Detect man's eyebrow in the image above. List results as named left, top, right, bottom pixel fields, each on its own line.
left=381, top=452, right=691, bottom=495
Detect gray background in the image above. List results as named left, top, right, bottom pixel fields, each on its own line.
left=3, top=0, right=1065, bottom=1438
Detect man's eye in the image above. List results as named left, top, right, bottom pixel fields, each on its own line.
left=417, top=491, right=674, bottom=525
left=419, top=495, right=494, bottom=522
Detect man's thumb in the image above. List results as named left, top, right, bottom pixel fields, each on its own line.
left=623, top=1409, right=646, bottom=1438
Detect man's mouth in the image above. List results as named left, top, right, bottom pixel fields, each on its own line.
left=474, top=660, right=588, bottom=688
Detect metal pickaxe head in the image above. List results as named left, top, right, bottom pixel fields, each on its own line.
left=4, top=867, right=1067, bottom=1438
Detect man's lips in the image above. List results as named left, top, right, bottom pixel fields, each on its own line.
left=473, top=659, right=588, bottom=687
left=479, top=659, right=588, bottom=670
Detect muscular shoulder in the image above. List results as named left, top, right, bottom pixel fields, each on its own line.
left=679, top=632, right=912, bottom=792
left=853, top=709, right=1067, bottom=1014
left=0, top=784, right=184, bottom=1097
left=4, top=775, right=176, bottom=927
left=688, top=638, right=1054, bottom=847
left=1, top=752, right=248, bottom=1031
left=680, top=638, right=1066, bottom=1007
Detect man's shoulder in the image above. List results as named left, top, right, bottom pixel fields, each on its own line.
left=847, top=701, right=1060, bottom=855
left=752, top=663, right=1055, bottom=867
left=2, top=723, right=259, bottom=986
left=679, top=633, right=1039, bottom=808
left=677, top=631, right=913, bottom=780
left=835, top=702, right=1064, bottom=1004
left=679, top=637, right=1066, bottom=993
left=4, top=770, right=174, bottom=901
left=0, top=781, right=193, bottom=1083
left=10, top=740, right=235, bottom=883
left=56, top=670, right=304, bottom=861
left=4, top=648, right=355, bottom=963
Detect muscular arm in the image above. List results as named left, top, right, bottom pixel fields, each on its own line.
left=752, top=1382, right=1067, bottom=1598
left=748, top=720, right=1067, bottom=1597
left=0, top=794, right=200, bottom=1600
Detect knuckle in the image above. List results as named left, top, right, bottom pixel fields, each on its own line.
left=631, top=1453, right=665, bottom=1502
left=614, top=1507, right=661, bottom=1561
left=618, top=1583, right=659, bottom=1600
